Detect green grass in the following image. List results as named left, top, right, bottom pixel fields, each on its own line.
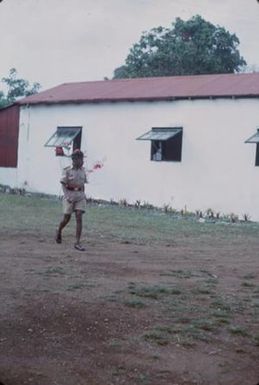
left=242, top=273, right=257, bottom=280
left=254, top=334, right=259, bottom=346
left=160, top=269, right=195, bottom=278
left=1, top=192, right=259, bottom=245
left=123, top=299, right=146, bottom=308
left=127, top=283, right=183, bottom=302
left=143, top=319, right=216, bottom=347
left=228, top=326, right=250, bottom=337
left=143, top=329, right=170, bottom=346
left=124, top=279, right=257, bottom=347
left=41, top=266, right=65, bottom=276
left=1, top=193, right=61, bottom=234
left=241, top=281, right=255, bottom=288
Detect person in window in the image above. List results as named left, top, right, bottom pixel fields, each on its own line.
left=55, top=149, right=88, bottom=251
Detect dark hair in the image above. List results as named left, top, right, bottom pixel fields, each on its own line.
left=71, top=149, right=84, bottom=159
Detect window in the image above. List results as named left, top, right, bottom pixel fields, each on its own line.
left=45, top=126, right=82, bottom=156
left=245, top=129, right=259, bottom=166
left=137, top=127, right=183, bottom=162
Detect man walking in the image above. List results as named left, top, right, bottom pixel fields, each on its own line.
left=56, top=149, right=87, bottom=251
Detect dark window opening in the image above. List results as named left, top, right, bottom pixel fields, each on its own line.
left=255, top=143, right=259, bottom=166
left=137, top=127, right=183, bottom=162
left=45, top=126, right=82, bottom=156
left=73, top=129, right=82, bottom=151
left=151, top=133, right=182, bottom=162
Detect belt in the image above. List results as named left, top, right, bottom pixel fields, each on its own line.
left=66, top=186, right=83, bottom=191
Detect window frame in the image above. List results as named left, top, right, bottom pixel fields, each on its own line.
left=44, top=126, right=82, bottom=150
left=137, top=127, right=183, bottom=162
left=44, top=126, right=82, bottom=156
left=245, top=128, right=259, bottom=167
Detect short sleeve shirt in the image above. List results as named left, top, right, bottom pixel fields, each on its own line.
left=61, top=166, right=87, bottom=202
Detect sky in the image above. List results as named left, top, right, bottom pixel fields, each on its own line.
left=0, top=0, right=259, bottom=90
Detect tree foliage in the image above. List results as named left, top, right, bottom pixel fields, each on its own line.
left=113, top=15, right=247, bottom=79
left=0, top=68, right=41, bottom=108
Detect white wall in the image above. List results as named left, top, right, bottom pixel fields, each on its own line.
left=18, top=98, right=259, bottom=219
left=0, top=168, right=18, bottom=187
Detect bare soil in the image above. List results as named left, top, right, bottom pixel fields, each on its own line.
left=0, top=230, right=259, bottom=385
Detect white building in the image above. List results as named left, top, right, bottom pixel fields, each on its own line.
left=1, top=73, right=259, bottom=219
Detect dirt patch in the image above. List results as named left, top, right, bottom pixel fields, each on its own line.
left=0, top=231, right=259, bottom=385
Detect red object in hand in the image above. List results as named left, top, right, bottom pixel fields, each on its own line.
left=93, top=162, right=103, bottom=170
left=55, top=146, right=64, bottom=156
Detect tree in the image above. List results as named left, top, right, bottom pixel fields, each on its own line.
left=0, top=68, right=41, bottom=108
left=113, top=15, right=246, bottom=79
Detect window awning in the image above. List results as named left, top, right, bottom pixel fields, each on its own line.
left=137, top=127, right=182, bottom=141
left=45, top=127, right=81, bottom=147
left=245, top=130, right=259, bottom=144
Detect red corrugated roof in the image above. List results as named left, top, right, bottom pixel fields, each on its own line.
left=18, top=73, right=259, bottom=105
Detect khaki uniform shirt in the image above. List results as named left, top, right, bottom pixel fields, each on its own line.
left=61, top=166, right=88, bottom=203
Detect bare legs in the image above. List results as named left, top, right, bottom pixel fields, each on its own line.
left=56, top=211, right=85, bottom=251
left=75, top=210, right=83, bottom=246
left=56, top=214, right=71, bottom=243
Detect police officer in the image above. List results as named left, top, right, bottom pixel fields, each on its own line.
left=56, top=149, right=88, bottom=251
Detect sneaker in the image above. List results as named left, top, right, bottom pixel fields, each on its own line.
left=74, top=243, right=85, bottom=251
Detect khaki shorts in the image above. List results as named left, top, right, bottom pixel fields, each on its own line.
left=62, top=198, right=87, bottom=215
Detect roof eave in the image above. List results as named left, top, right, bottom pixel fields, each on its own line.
left=18, top=93, right=259, bottom=106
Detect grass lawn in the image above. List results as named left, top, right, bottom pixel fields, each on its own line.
left=2, top=192, right=259, bottom=243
